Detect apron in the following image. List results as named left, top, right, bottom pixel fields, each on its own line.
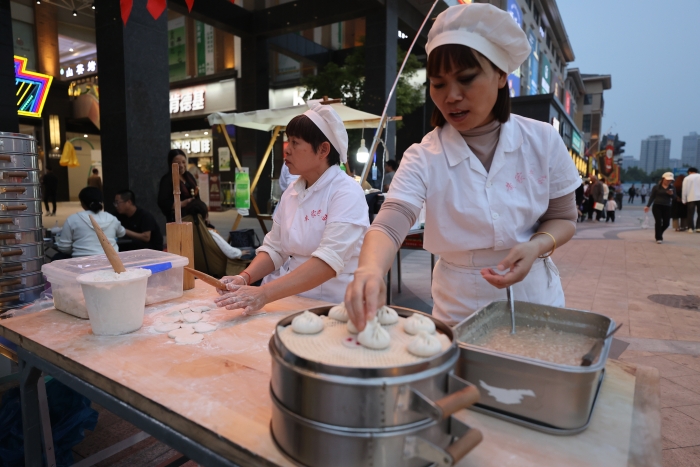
left=261, top=166, right=366, bottom=303
left=431, top=248, right=565, bottom=326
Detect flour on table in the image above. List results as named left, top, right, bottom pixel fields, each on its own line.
left=191, top=306, right=211, bottom=313
left=175, top=333, right=204, bottom=345
left=168, top=327, right=194, bottom=339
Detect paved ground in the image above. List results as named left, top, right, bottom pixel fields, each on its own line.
left=30, top=201, right=700, bottom=464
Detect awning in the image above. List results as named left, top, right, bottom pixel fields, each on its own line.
left=207, top=101, right=388, bottom=132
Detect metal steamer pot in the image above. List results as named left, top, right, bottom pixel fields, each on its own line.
left=0, top=271, right=44, bottom=292
left=0, top=215, right=42, bottom=232
left=0, top=284, right=44, bottom=310
left=0, top=229, right=42, bottom=246
left=0, top=257, right=43, bottom=276
left=0, top=185, right=42, bottom=200
left=0, top=153, right=39, bottom=170
left=0, top=199, right=42, bottom=215
left=0, top=133, right=37, bottom=155
left=270, top=306, right=483, bottom=467
left=0, top=243, right=43, bottom=263
left=0, top=170, right=41, bottom=185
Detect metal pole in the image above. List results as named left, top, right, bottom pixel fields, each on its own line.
left=360, top=0, right=440, bottom=184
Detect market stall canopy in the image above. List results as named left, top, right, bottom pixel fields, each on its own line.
left=207, top=102, right=393, bottom=132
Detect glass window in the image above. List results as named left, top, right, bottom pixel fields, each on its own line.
left=582, top=114, right=591, bottom=133
left=584, top=94, right=593, bottom=105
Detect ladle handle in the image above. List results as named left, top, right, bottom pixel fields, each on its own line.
left=447, top=428, right=483, bottom=464
left=88, top=214, right=126, bottom=273
left=172, top=163, right=181, bottom=224
left=435, top=385, right=480, bottom=420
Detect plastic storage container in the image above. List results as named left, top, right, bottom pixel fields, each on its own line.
left=42, top=250, right=189, bottom=319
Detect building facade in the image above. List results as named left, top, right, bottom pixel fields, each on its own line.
left=640, top=135, right=671, bottom=174
left=621, top=155, right=641, bottom=170
left=681, top=131, right=700, bottom=168
left=577, top=73, right=612, bottom=159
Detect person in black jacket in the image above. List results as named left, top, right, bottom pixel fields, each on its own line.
left=42, top=167, right=58, bottom=216
left=644, top=172, right=675, bottom=244
left=157, top=149, right=200, bottom=222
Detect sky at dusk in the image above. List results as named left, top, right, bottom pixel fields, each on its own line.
left=558, top=0, right=700, bottom=161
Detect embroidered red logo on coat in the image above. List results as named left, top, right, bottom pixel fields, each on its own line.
left=515, top=172, right=525, bottom=183
left=506, top=182, right=514, bottom=191
left=537, top=175, right=547, bottom=185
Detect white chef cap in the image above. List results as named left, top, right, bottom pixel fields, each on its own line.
left=426, top=3, right=531, bottom=74
left=303, top=100, right=348, bottom=163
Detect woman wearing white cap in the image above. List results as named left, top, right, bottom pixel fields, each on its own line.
left=215, top=101, right=369, bottom=313
left=345, top=3, right=581, bottom=329
left=644, top=172, right=675, bottom=244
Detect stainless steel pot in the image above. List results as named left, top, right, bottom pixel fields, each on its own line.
left=453, top=300, right=615, bottom=432
left=0, top=170, right=40, bottom=184
left=0, top=185, right=42, bottom=200
left=0, top=153, right=38, bottom=170
left=0, top=229, right=43, bottom=246
left=0, top=215, right=42, bottom=231
left=0, top=243, right=43, bottom=263
left=0, top=257, right=43, bottom=276
left=0, top=199, right=42, bottom=215
left=271, top=306, right=466, bottom=428
left=0, top=271, right=44, bottom=292
left=0, top=284, right=44, bottom=310
left=270, top=389, right=483, bottom=467
left=0, top=133, right=37, bottom=155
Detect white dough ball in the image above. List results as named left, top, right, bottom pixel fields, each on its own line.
left=347, top=319, right=358, bottom=334
left=358, top=317, right=391, bottom=350
left=154, top=322, right=181, bottom=333
left=168, top=327, right=195, bottom=339
left=377, top=306, right=399, bottom=325
left=328, top=303, right=349, bottom=322
left=291, top=310, right=324, bottom=334
left=194, top=322, right=217, bottom=333
left=175, top=333, right=204, bottom=345
left=407, top=331, right=442, bottom=357
left=404, top=314, right=436, bottom=335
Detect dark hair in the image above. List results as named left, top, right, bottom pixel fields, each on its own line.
left=285, top=115, right=340, bottom=166
left=92, top=168, right=99, bottom=174
left=688, top=167, right=698, bottom=173
left=168, top=149, right=187, bottom=166
left=116, top=189, right=136, bottom=204
left=385, top=159, right=398, bottom=171
left=79, top=187, right=103, bottom=214
left=427, top=44, right=510, bottom=127
left=608, top=193, right=614, bottom=200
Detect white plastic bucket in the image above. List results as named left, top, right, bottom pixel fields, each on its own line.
left=76, top=268, right=152, bottom=336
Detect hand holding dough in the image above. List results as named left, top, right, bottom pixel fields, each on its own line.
left=328, top=303, right=349, bottom=322
left=404, top=314, right=436, bottom=335
left=347, top=319, right=358, bottom=334
left=291, top=310, right=324, bottom=334
left=358, top=317, right=391, bottom=350
left=377, top=306, right=399, bottom=325
left=407, top=331, right=442, bottom=357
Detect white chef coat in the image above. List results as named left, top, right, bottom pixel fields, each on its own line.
left=682, top=173, right=700, bottom=203
left=386, top=115, right=581, bottom=324
left=258, top=165, right=369, bottom=303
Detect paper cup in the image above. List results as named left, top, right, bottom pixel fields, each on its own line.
left=76, top=268, right=152, bottom=336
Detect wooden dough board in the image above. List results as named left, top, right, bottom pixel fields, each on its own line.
left=0, top=282, right=660, bottom=466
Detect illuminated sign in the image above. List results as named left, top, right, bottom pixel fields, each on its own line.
left=171, top=138, right=212, bottom=155
left=60, top=56, right=98, bottom=79
left=170, top=87, right=206, bottom=114
left=15, top=56, right=53, bottom=118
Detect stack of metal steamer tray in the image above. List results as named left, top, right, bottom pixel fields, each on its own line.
left=0, top=133, right=45, bottom=314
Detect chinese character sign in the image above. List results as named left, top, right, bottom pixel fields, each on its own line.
left=171, top=138, right=213, bottom=155
left=169, top=87, right=206, bottom=114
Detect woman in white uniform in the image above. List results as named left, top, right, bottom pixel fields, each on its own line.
left=345, top=3, right=581, bottom=330
left=215, top=102, right=369, bottom=313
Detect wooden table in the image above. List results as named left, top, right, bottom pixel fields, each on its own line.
left=0, top=282, right=661, bottom=467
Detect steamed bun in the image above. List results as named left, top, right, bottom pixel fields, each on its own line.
left=328, top=303, right=349, bottom=322
left=357, top=317, right=391, bottom=350
left=403, top=314, right=436, bottom=335
left=377, top=306, right=399, bottom=325
left=407, top=331, right=442, bottom=357
left=291, top=310, right=324, bottom=334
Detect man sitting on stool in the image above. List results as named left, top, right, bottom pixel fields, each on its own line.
left=114, top=190, right=163, bottom=251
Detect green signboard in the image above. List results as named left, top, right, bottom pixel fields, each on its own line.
left=540, top=55, right=551, bottom=94
left=572, top=131, right=582, bottom=154
left=196, top=21, right=206, bottom=76
left=168, top=17, right=186, bottom=82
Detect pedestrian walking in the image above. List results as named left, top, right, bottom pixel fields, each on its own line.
left=644, top=173, right=675, bottom=244
left=615, top=184, right=623, bottom=210
left=628, top=184, right=636, bottom=204
left=672, top=174, right=688, bottom=231
left=87, top=168, right=102, bottom=192
left=682, top=167, right=700, bottom=232
left=640, top=184, right=649, bottom=204
left=605, top=193, right=617, bottom=223
left=41, top=167, right=58, bottom=216
left=588, top=175, right=605, bottom=221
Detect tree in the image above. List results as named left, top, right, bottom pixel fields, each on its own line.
left=301, top=42, right=424, bottom=158
left=620, top=166, right=650, bottom=183
left=648, top=167, right=673, bottom=183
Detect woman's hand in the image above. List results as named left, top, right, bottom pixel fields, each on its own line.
left=644, top=206, right=650, bottom=213
left=214, top=286, right=269, bottom=314
left=181, top=198, right=193, bottom=208
left=481, top=241, right=540, bottom=289
left=218, top=275, right=247, bottom=295
left=344, top=266, right=386, bottom=332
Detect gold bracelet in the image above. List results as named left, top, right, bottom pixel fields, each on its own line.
left=530, top=232, right=556, bottom=258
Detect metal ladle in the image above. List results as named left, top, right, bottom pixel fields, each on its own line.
left=507, top=286, right=515, bottom=334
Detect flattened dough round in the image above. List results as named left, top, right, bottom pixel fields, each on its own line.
left=154, top=322, right=181, bottom=333
left=182, top=312, right=203, bottom=323
left=175, top=333, right=204, bottom=345
left=193, top=322, right=217, bottom=333
left=160, top=314, right=182, bottom=324
left=191, top=306, right=211, bottom=313
left=168, top=327, right=195, bottom=339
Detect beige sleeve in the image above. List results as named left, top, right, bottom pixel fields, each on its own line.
left=366, top=199, right=421, bottom=249
left=539, top=192, right=578, bottom=224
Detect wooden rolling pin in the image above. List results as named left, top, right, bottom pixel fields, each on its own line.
left=166, top=163, right=195, bottom=290
left=184, top=267, right=227, bottom=291
left=89, top=214, right=126, bottom=273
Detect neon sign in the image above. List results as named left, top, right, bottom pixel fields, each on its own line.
left=15, top=56, right=53, bottom=118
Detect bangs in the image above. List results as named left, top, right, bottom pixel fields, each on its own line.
left=427, top=44, right=483, bottom=77
left=285, top=114, right=340, bottom=166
